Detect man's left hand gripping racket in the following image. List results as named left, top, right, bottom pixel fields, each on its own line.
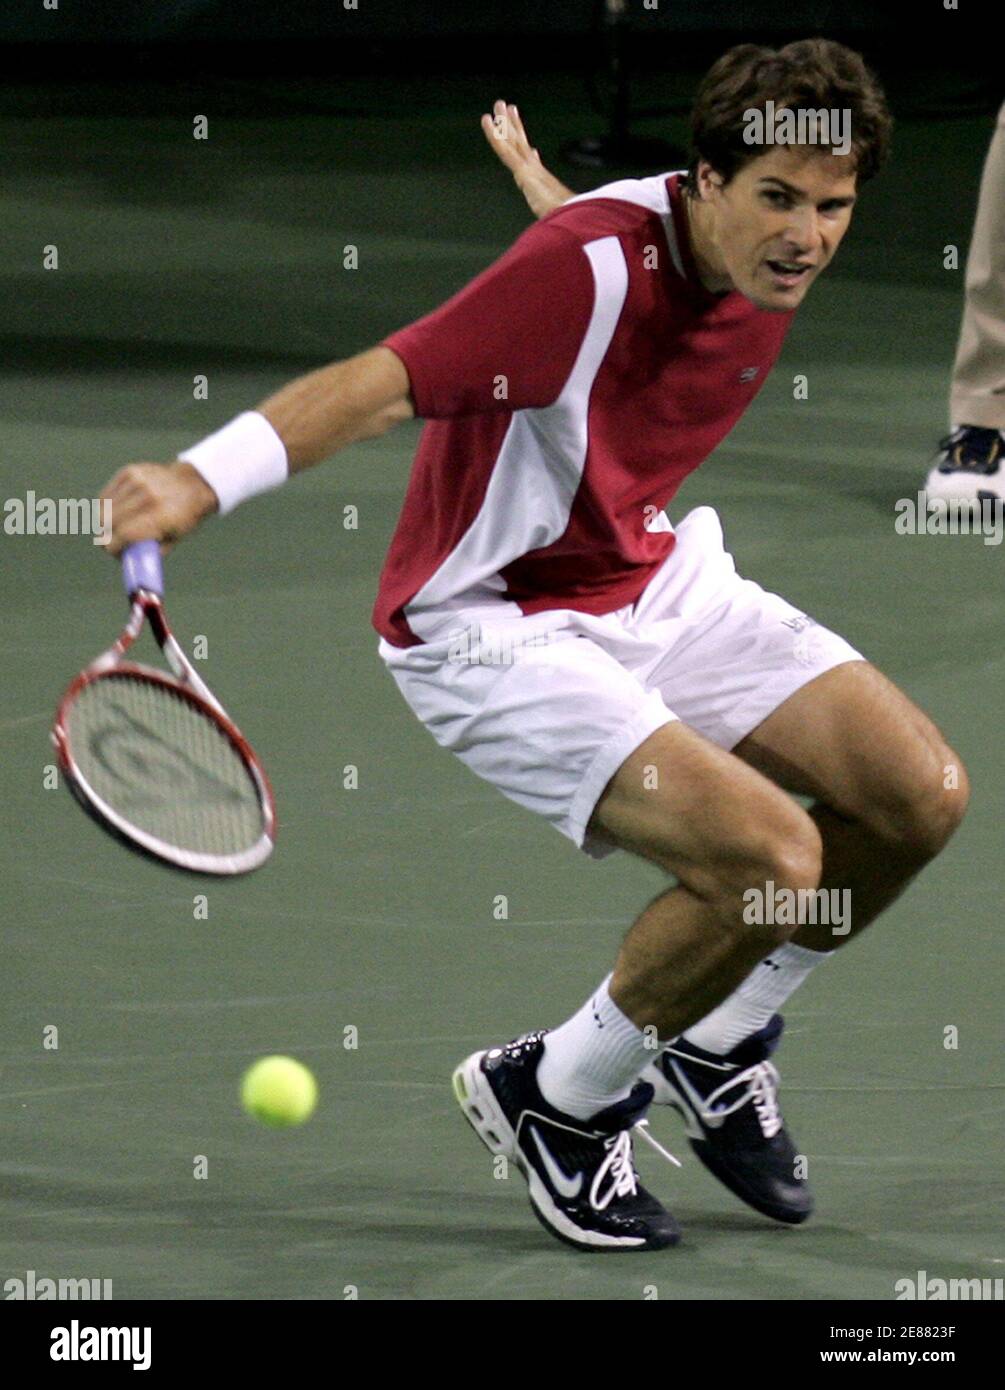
left=52, top=540, right=276, bottom=874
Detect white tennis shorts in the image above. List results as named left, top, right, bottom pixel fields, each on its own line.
left=377, top=507, right=864, bottom=859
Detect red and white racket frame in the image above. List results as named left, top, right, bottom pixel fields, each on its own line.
left=52, top=571, right=277, bottom=876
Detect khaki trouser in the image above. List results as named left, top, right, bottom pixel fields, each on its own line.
left=950, top=102, right=1005, bottom=430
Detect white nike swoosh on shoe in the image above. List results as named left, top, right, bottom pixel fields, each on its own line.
left=527, top=1123, right=584, bottom=1199
left=664, top=1056, right=727, bottom=1132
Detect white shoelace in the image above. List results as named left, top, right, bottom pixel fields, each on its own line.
left=589, top=1123, right=682, bottom=1212
left=699, top=1061, right=782, bottom=1139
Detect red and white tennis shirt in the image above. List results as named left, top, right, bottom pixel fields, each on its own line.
left=373, top=172, right=792, bottom=649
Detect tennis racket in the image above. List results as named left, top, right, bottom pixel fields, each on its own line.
left=52, top=540, right=276, bottom=875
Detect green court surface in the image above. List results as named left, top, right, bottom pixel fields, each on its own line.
left=1, top=74, right=1003, bottom=1301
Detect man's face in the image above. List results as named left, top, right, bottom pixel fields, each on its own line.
left=694, top=146, right=858, bottom=311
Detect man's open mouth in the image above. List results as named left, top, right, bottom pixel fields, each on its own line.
left=765, top=259, right=812, bottom=285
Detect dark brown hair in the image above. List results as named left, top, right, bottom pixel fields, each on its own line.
left=686, top=38, right=892, bottom=193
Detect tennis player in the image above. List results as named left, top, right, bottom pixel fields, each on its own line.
left=100, top=39, right=969, bottom=1252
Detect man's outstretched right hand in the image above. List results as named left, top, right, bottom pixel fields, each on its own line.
left=98, top=460, right=219, bottom=556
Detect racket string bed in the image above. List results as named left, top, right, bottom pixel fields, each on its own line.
left=67, top=674, right=265, bottom=857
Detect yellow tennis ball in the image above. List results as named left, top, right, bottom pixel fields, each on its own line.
left=241, top=1056, right=318, bottom=1128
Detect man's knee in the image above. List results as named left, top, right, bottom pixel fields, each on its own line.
left=687, top=804, right=824, bottom=951
left=869, top=747, right=970, bottom=863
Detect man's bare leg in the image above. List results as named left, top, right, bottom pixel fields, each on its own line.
left=536, top=662, right=969, bottom=1122
left=590, top=722, right=825, bottom=1038
left=656, top=661, right=969, bottom=1057
left=732, top=661, right=970, bottom=950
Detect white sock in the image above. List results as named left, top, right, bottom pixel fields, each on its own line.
left=682, top=942, right=830, bottom=1056
left=537, top=975, right=654, bottom=1121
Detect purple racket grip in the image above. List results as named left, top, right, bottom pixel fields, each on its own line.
left=121, top=540, right=164, bottom=598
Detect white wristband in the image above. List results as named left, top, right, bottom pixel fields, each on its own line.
left=178, top=411, right=288, bottom=516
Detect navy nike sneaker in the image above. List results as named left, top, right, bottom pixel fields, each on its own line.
left=644, top=1014, right=813, bottom=1225
left=924, top=425, right=1005, bottom=505
left=453, top=1032, right=681, bottom=1252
